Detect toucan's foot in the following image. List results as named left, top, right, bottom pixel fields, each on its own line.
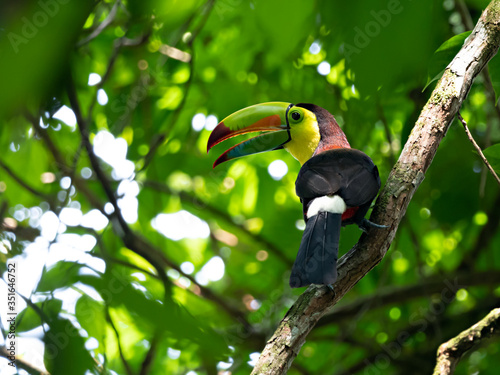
left=325, top=284, right=336, bottom=298
left=358, top=218, right=389, bottom=233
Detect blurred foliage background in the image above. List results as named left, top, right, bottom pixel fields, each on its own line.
left=1, top=0, right=500, bottom=374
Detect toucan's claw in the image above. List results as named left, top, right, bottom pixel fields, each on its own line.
left=358, top=218, right=389, bottom=233
left=326, top=284, right=335, bottom=297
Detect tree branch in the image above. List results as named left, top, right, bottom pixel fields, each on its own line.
left=139, top=334, right=159, bottom=375
left=0, top=159, right=54, bottom=205
left=250, top=2, right=500, bottom=373
left=316, top=270, right=500, bottom=327
left=28, top=114, right=105, bottom=210
left=0, top=346, right=49, bottom=375
left=76, top=1, right=121, bottom=48
left=67, top=73, right=176, bottom=303
left=433, top=308, right=500, bottom=375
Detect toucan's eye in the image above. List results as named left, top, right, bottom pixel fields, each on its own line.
left=291, top=111, right=301, bottom=121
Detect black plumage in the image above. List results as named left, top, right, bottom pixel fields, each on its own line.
left=295, top=148, right=380, bottom=225
left=289, top=212, right=341, bottom=288
left=289, top=148, right=380, bottom=288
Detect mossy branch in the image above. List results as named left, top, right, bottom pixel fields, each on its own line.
left=433, top=308, right=500, bottom=375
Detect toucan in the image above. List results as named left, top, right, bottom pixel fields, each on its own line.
left=207, top=102, right=382, bottom=288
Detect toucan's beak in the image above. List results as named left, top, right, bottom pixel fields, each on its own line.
left=207, top=102, right=292, bottom=168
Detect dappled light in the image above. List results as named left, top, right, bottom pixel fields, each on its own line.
left=152, top=210, right=210, bottom=241
left=194, top=256, right=225, bottom=286
left=267, top=159, right=288, bottom=181
left=1, top=1, right=500, bottom=375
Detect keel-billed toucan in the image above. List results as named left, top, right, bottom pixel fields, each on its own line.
left=207, top=102, right=382, bottom=288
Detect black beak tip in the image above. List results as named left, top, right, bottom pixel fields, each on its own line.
left=212, top=154, right=228, bottom=168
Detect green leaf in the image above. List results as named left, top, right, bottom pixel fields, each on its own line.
left=43, top=317, right=96, bottom=375
left=483, top=143, right=500, bottom=175
left=424, top=31, right=471, bottom=90
left=37, top=262, right=86, bottom=292
left=16, top=299, right=63, bottom=333
left=75, top=295, right=106, bottom=344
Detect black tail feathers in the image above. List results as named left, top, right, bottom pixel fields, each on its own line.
left=289, top=212, right=341, bottom=288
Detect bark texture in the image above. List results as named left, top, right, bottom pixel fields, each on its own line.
left=433, top=308, right=500, bottom=375
left=250, top=2, right=500, bottom=374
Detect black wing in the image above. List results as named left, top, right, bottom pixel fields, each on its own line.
left=295, top=148, right=380, bottom=208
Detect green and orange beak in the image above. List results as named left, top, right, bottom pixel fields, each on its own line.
left=207, top=102, right=292, bottom=168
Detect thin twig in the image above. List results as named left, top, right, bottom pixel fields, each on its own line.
left=479, top=66, right=495, bottom=196
left=106, top=308, right=134, bottom=375
left=27, top=112, right=70, bottom=173
left=139, top=334, right=159, bottom=375
left=455, top=0, right=474, bottom=30
left=54, top=141, right=84, bottom=219
left=67, top=75, right=130, bottom=235
left=0, top=159, right=55, bottom=205
left=457, top=112, right=500, bottom=186
left=456, top=0, right=500, bottom=196
left=27, top=113, right=105, bottom=209
left=0, top=346, right=49, bottom=375
left=77, top=1, right=121, bottom=48
left=94, top=253, right=159, bottom=279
